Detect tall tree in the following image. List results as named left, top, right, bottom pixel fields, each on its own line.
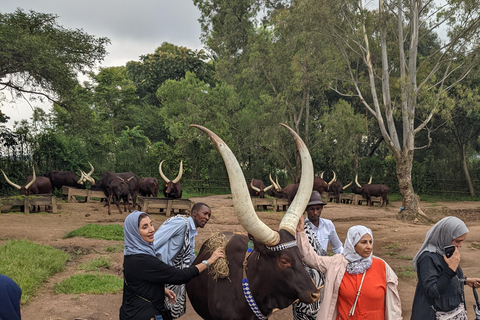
left=125, top=42, right=214, bottom=106
left=329, top=0, right=480, bottom=219
left=0, top=9, right=109, bottom=104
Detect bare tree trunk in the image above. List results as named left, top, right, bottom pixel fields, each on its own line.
left=459, top=145, right=475, bottom=196
left=396, top=152, right=431, bottom=221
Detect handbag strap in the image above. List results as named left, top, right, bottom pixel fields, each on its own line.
left=474, top=287, right=480, bottom=309
left=347, top=270, right=367, bottom=319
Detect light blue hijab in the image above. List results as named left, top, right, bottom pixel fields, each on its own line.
left=412, top=216, right=469, bottom=271
left=124, top=210, right=155, bottom=256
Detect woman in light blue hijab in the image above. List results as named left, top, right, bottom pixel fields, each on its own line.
left=411, top=216, right=480, bottom=319
left=120, top=210, right=224, bottom=320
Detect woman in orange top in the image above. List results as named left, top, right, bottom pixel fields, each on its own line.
left=296, top=217, right=402, bottom=320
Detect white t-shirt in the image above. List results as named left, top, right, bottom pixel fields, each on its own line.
left=305, top=217, right=343, bottom=254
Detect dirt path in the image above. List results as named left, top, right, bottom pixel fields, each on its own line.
left=1, top=196, right=479, bottom=319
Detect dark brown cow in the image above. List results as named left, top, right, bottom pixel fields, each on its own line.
left=247, top=178, right=273, bottom=198
left=159, top=160, right=183, bottom=199
left=354, top=175, right=389, bottom=206
left=138, top=177, right=159, bottom=197
left=107, top=176, right=132, bottom=215
left=45, top=162, right=95, bottom=191
left=187, top=124, right=320, bottom=320
left=94, top=171, right=139, bottom=214
left=1, top=167, right=52, bottom=195
left=313, top=171, right=335, bottom=194
left=329, top=172, right=353, bottom=203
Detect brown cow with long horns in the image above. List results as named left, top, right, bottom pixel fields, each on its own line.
left=186, top=124, right=320, bottom=320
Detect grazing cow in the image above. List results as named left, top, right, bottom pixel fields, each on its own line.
left=267, top=174, right=288, bottom=199
left=354, top=175, right=389, bottom=206
left=247, top=179, right=273, bottom=198
left=159, top=160, right=183, bottom=199
left=138, top=177, right=159, bottom=197
left=187, top=124, right=320, bottom=320
left=1, top=167, right=52, bottom=195
left=45, top=162, right=95, bottom=191
left=1, top=167, right=52, bottom=212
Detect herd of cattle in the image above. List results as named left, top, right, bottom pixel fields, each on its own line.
left=1, top=161, right=390, bottom=215
left=248, top=171, right=390, bottom=207
left=0, top=160, right=184, bottom=214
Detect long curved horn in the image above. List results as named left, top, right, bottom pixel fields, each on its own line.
left=77, top=170, right=85, bottom=184
left=250, top=180, right=261, bottom=192
left=83, top=170, right=95, bottom=185
left=25, top=166, right=36, bottom=190
left=355, top=174, right=361, bottom=187
left=264, top=184, right=274, bottom=192
left=278, top=124, right=314, bottom=235
left=368, top=176, right=372, bottom=184
left=327, top=171, right=336, bottom=186
left=320, top=171, right=324, bottom=179
left=0, top=169, right=21, bottom=190
left=190, top=124, right=280, bottom=246
left=158, top=160, right=170, bottom=183
left=343, top=180, right=353, bottom=190
left=276, top=176, right=282, bottom=190
left=172, top=161, right=183, bottom=184
left=269, top=173, right=279, bottom=190
left=86, top=162, right=94, bottom=176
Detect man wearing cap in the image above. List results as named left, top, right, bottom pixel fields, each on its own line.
left=293, top=190, right=343, bottom=320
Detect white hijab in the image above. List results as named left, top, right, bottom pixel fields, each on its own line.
left=412, top=216, right=469, bottom=271
left=343, top=225, right=373, bottom=275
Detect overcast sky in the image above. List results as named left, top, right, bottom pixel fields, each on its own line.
left=1, top=0, right=205, bottom=128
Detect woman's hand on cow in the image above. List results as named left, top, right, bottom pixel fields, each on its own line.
left=296, top=216, right=305, bottom=233
left=207, top=247, right=225, bottom=265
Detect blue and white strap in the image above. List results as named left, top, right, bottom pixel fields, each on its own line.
left=265, top=240, right=297, bottom=251
left=242, top=278, right=268, bottom=320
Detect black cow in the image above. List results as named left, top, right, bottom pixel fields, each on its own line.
left=187, top=124, right=320, bottom=320
left=159, top=160, right=183, bottom=199
left=45, top=162, right=95, bottom=191
left=138, top=177, right=159, bottom=197
left=354, top=175, right=389, bottom=206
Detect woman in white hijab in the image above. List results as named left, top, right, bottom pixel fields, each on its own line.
left=411, top=216, right=480, bottom=320
left=296, top=216, right=402, bottom=320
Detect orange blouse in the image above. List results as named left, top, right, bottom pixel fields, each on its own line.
left=336, top=258, right=386, bottom=320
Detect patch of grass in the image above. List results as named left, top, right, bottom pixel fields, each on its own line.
left=78, top=257, right=111, bottom=271
left=64, top=224, right=124, bottom=241
left=471, top=242, right=480, bottom=250
left=54, top=273, right=123, bottom=294
left=395, top=255, right=413, bottom=260
left=384, top=252, right=397, bottom=256
left=0, top=240, right=71, bottom=303
left=396, top=265, right=417, bottom=278
left=106, top=244, right=124, bottom=252
left=385, top=243, right=401, bottom=250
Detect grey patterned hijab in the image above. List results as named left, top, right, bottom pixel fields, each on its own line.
left=343, top=225, right=373, bottom=275
left=412, top=216, right=469, bottom=271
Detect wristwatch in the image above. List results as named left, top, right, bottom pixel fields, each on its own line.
left=202, top=260, right=210, bottom=267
